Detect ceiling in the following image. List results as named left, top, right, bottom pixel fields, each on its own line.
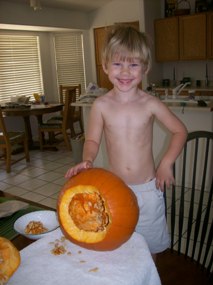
left=5, top=0, right=114, bottom=12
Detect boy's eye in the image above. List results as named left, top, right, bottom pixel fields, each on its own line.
left=112, top=62, right=121, bottom=66
left=130, top=63, right=139, bottom=67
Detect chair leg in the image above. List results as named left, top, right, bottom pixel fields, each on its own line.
left=24, top=137, right=30, bottom=162
left=48, top=132, right=55, bottom=144
left=63, top=130, right=71, bottom=151
left=5, top=145, right=11, bottom=173
left=39, top=130, right=44, bottom=151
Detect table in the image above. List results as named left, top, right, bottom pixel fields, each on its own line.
left=2, top=103, right=63, bottom=149
left=0, top=191, right=162, bottom=285
left=8, top=228, right=162, bottom=285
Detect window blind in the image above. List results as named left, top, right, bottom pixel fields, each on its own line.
left=54, top=32, right=86, bottom=98
left=0, top=34, right=44, bottom=103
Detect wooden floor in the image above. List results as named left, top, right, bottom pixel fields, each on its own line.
left=156, top=250, right=212, bottom=285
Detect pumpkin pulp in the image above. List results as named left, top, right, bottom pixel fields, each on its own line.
left=58, top=185, right=112, bottom=243
left=69, top=192, right=109, bottom=232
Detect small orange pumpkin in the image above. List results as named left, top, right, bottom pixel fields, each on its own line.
left=57, top=168, right=139, bottom=251
left=0, top=237, right=21, bottom=284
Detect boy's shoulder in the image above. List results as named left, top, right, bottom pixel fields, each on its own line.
left=93, top=90, right=112, bottom=104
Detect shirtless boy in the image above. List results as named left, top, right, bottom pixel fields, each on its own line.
left=65, top=25, right=188, bottom=258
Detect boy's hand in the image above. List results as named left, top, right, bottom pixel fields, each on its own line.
left=65, top=160, right=93, bottom=179
left=155, top=163, right=175, bottom=191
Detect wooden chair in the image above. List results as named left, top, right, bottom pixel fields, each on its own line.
left=48, top=84, right=83, bottom=138
left=157, top=131, right=213, bottom=285
left=0, top=107, right=30, bottom=173
left=38, top=88, right=74, bottom=151
left=60, top=84, right=81, bottom=104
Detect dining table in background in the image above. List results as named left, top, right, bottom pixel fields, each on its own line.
left=1, top=103, right=63, bottom=149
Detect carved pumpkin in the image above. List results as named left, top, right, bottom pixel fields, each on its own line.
left=0, top=237, right=20, bottom=284
left=57, top=168, right=139, bottom=251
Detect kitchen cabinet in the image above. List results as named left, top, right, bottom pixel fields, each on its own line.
left=154, top=13, right=209, bottom=61
left=154, top=17, right=179, bottom=61
left=179, top=13, right=206, bottom=60
left=94, top=22, right=139, bottom=90
left=94, top=26, right=114, bottom=90
left=207, top=12, right=213, bottom=59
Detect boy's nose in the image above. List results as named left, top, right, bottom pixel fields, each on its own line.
left=120, top=65, right=130, bottom=74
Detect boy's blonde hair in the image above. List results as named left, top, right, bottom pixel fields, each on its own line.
left=102, top=25, right=152, bottom=74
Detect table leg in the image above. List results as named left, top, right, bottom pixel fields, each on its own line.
left=23, top=116, right=34, bottom=147
left=23, top=115, right=40, bottom=150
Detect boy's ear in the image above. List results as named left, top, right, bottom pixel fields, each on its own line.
left=102, top=62, right=108, bottom=74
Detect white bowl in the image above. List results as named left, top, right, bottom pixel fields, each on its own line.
left=14, top=210, right=59, bottom=240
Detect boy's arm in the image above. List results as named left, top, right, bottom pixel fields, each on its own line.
left=156, top=127, right=187, bottom=190
left=82, top=139, right=100, bottom=164
left=65, top=99, right=104, bottom=178
left=153, top=99, right=188, bottom=190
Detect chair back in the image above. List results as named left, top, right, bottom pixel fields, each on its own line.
left=0, top=107, right=9, bottom=146
left=164, top=131, right=213, bottom=278
left=62, top=88, right=75, bottom=130
left=59, top=84, right=81, bottom=103
left=60, top=85, right=83, bottom=137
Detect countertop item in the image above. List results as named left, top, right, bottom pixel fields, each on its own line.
left=8, top=228, right=161, bottom=285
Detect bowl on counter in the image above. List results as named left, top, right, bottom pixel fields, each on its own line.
left=14, top=210, right=59, bottom=240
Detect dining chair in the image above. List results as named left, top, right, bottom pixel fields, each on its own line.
left=48, top=84, right=84, bottom=138
left=0, top=107, right=30, bottom=173
left=38, top=88, right=74, bottom=151
left=157, top=131, right=213, bottom=285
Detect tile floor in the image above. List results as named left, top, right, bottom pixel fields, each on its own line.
left=0, top=143, right=75, bottom=209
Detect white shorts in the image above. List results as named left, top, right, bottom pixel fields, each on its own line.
left=129, top=178, right=170, bottom=254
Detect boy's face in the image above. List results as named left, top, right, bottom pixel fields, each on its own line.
left=103, top=54, right=144, bottom=92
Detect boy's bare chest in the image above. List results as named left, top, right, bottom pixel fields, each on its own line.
left=103, top=104, right=152, bottom=129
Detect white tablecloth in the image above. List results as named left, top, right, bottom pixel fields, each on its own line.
left=8, top=228, right=161, bottom=285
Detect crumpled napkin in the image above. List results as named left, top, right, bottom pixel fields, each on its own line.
left=0, top=200, right=29, bottom=218
left=8, top=228, right=162, bottom=285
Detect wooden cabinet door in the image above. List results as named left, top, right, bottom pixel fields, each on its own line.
left=207, top=12, right=213, bottom=59
left=97, top=65, right=113, bottom=90
left=94, top=26, right=112, bottom=90
left=179, top=13, right=206, bottom=60
left=154, top=17, right=179, bottom=62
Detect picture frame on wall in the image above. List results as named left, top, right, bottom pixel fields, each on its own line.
left=165, top=0, right=177, bottom=17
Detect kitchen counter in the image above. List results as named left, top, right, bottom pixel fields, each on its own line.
left=163, top=100, right=213, bottom=112
left=73, top=98, right=213, bottom=112
left=155, top=86, right=213, bottom=92
left=155, top=86, right=213, bottom=101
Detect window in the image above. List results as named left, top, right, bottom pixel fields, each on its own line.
left=0, top=34, right=44, bottom=103
left=53, top=32, right=86, bottom=97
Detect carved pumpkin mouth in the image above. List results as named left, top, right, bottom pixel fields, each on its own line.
left=69, top=192, right=110, bottom=232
